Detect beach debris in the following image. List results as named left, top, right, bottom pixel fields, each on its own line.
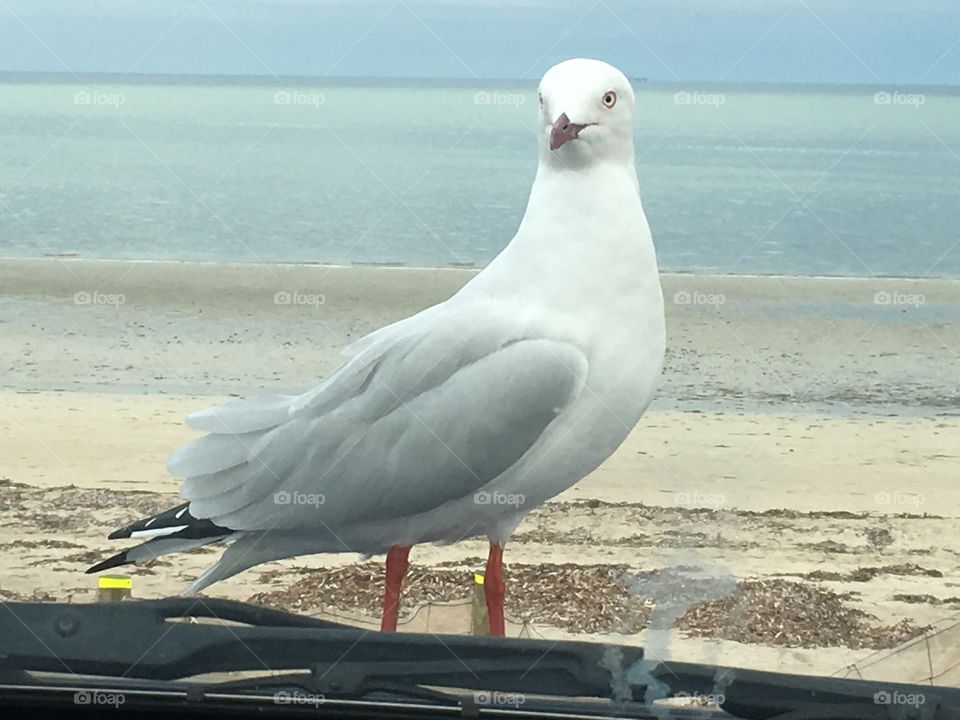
left=892, top=593, right=960, bottom=606
left=249, top=562, right=653, bottom=634
left=864, top=527, right=895, bottom=551
left=675, top=579, right=928, bottom=649
left=0, top=587, right=57, bottom=603
left=803, top=564, right=943, bottom=582
left=799, top=540, right=860, bottom=554
left=248, top=564, right=927, bottom=649
left=3, top=481, right=178, bottom=534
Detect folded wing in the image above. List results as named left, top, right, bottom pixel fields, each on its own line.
left=170, top=305, right=588, bottom=537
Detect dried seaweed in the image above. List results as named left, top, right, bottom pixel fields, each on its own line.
left=803, top=564, right=943, bottom=582
left=248, top=565, right=927, bottom=649
left=248, top=562, right=653, bottom=633
left=676, top=579, right=928, bottom=649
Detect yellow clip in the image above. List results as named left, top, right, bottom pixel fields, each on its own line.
left=473, top=572, right=485, bottom=585
left=98, top=575, right=132, bottom=590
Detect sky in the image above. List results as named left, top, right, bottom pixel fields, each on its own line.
left=0, top=0, right=957, bottom=85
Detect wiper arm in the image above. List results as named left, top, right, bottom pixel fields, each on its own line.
left=0, top=598, right=641, bottom=700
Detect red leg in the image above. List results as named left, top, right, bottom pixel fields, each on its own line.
left=484, top=543, right=506, bottom=637
left=380, top=544, right=412, bottom=632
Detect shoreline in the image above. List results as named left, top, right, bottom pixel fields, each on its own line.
left=2, top=72, right=958, bottom=95
left=3, top=257, right=958, bottom=414
left=5, top=254, right=960, bottom=284
left=7, top=255, right=956, bottom=324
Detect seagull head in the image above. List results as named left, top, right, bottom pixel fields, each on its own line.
left=537, top=58, right=636, bottom=166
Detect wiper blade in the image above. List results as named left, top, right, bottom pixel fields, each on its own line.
left=0, top=599, right=640, bottom=700
left=3, top=599, right=959, bottom=720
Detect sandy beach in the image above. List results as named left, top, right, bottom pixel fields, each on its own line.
left=2, top=258, right=959, bottom=680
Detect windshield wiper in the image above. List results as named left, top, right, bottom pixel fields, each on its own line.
left=0, top=598, right=639, bottom=699
left=1, top=599, right=957, bottom=720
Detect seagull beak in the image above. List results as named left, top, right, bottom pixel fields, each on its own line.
left=549, top=113, right=588, bottom=151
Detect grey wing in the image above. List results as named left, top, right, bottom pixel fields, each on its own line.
left=171, top=315, right=588, bottom=533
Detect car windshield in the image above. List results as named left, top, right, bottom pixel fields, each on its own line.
left=1, top=0, right=958, bottom=715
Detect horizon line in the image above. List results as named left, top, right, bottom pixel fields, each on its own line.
left=0, top=70, right=957, bottom=91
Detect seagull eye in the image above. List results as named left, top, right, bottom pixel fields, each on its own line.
left=538, top=92, right=543, bottom=107
left=602, top=91, right=617, bottom=108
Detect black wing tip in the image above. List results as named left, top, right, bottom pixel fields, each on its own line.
left=86, top=551, right=132, bottom=575
left=105, top=501, right=192, bottom=541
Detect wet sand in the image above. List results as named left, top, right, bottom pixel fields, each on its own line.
left=2, top=257, right=958, bottom=413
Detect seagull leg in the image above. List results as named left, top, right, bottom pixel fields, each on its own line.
left=380, top=544, right=412, bottom=632
left=484, top=543, right=506, bottom=637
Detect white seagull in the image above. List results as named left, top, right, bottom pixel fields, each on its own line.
left=88, top=58, right=666, bottom=636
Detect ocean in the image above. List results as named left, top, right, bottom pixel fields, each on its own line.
left=0, top=76, right=957, bottom=277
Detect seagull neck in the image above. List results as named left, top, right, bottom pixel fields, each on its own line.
left=466, top=157, right=660, bottom=311
left=525, top=155, right=642, bottom=217
left=516, top=158, right=653, bottom=264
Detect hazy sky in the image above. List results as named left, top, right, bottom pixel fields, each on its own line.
left=0, top=0, right=957, bottom=84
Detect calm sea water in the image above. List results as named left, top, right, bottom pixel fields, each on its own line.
left=0, top=77, right=957, bottom=277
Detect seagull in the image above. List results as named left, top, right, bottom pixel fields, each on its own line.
left=87, top=58, right=666, bottom=636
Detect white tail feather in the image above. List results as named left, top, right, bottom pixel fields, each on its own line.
left=166, top=430, right=263, bottom=477
left=186, top=394, right=295, bottom=434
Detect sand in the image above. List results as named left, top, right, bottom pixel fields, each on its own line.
left=1, top=258, right=959, bottom=682
left=2, top=257, right=958, bottom=411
